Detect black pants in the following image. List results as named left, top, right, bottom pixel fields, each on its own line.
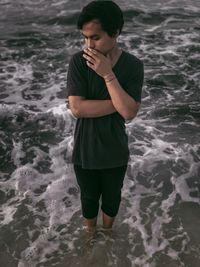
left=74, top=164, right=127, bottom=219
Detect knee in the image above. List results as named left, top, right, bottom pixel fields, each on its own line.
left=81, top=195, right=100, bottom=219
left=101, top=194, right=121, bottom=217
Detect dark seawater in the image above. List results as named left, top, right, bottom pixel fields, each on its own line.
left=0, top=0, right=200, bottom=266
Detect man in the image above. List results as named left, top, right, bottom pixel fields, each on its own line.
left=66, top=0, right=144, bottom=233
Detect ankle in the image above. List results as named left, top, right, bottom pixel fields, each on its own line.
left=102, top=212, right=115, bottom=229
left=84, top=217, right=97, bottom=232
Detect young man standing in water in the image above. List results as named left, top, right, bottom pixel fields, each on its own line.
left=67, top=1, right=143, bottom=233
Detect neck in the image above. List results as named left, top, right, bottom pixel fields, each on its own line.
left=106, top=45, right=121, bottom=60
left=106, top=45, right=122, bottom=67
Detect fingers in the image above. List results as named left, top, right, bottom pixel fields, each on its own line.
left=83, top=49, right=96, bottom=65
left=83, top=53, right=96, bottom=65
left=82, top=48, right=109, bottom=75
left=86, top=60, right=94, bottom=69
left=87, top=48, right=98, bottom=55
left=83, top=49, right=100, bottom=68
left=84, top=48, right=99, bottom=59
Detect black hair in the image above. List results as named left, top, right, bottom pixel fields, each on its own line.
left=77, top=1, right=124, bottom=37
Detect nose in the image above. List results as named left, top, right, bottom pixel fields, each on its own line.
left=86, top=38, right=95, bottom=49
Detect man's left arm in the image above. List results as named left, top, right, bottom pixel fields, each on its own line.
left=83, top=48, right=143, bottom=120
left=103, top=74, right=140, bottom=120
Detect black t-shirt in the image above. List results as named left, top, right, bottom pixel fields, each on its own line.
left=66, top=50, right=144, bottom=169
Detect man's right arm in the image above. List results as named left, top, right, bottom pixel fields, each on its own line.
left=68, top=96, right=116, bottom=118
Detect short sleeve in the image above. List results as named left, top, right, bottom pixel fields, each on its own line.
left=124, top=59, right=144, bottom=103
left=66, top=53, right=88, bottom=98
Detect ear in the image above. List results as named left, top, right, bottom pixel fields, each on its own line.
left=112, top=30, right=120, bottom=38
left=114, top=29, right=120, bottom=37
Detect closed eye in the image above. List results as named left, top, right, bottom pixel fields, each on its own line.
left=82, top=34, right=100, bottom=41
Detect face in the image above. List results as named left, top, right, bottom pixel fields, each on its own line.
left=81, top=19, right=117, bottom=55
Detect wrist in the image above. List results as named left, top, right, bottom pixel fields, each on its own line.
left=103, top=72, right=116, bottom=83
